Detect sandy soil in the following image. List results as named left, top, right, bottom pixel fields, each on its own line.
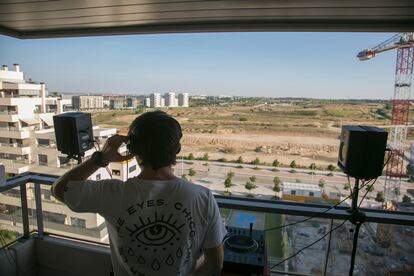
left=180, top=132, right=339, bottom=166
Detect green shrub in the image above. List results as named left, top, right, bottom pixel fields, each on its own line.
left=202, top=153, right=209, bottom=161
left=375, top=191, right=384, bottom=202
left=403, top=195, right=412, bottom=203
left=251, top=158, right=260, bottom=165
left=188, top=168, right=196, bottom=176
left=236, top=156, right=244, bottom=164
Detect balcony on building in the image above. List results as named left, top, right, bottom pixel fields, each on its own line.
left=1, top=0, right=414, bottom=275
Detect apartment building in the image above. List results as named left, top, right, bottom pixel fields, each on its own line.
left=150, top=92, right=161, bottom=107
left=109, top=97, right=125, bottom=109
left=0, top=65, right=140, bottom=243
left=144, top=97, right=151, bottom=107
left=72, top=95, right=104, bottom=110
left=126, top=97, right=137, bottom=108
left=178, top=92, right=189, bottom=107
left=164, top=92, right=177, bottom=107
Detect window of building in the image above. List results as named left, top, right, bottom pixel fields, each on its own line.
left=70, top=217, right=86, bottom=228
left=112, top=169, right=121, bottom=176
left=43, top=211, right=65, bottom=224
left=128, top=165, right=137, bottom=173
left=37, top=138, right=49, bottom=146
left=58, top=156, right=69, bottom=166
left=38, top=154, right=48, bottom=166
left=96, top=173, right=101, bottom=180
left=42, top=189, right=51, bottom=200
left=291, top=190, right=296, bottom=195
left=309, top=192, right=314, bottom=197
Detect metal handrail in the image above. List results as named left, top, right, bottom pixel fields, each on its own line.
left=1, top=173, right=414, bottom=228
left=1, top=172, right=414, bottom=274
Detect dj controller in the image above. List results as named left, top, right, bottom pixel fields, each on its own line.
left=222, top=223, right=269, bottom=276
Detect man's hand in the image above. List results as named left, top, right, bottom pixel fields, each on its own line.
left=100, top=134, right=134, bottom=164
left=51, top=134, right=135, bottom=202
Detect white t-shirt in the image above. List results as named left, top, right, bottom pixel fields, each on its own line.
left=63, top=177, right=227, bottom=276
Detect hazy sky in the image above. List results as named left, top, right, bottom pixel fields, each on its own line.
left=0, top=32, right=399, bottom=99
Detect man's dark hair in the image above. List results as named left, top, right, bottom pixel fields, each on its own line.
left=127, top=110, right=182, bottom=170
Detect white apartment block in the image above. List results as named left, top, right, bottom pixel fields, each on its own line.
left=144, top=97, right=151, bottom=107
left=0, top=64, right=140, bottom=243
left=164, top=92, right=176, bottom=107
left=178, top=93, right=189, bottom=107
left=150, top=93, right=161, bottom=108
left=72, top=95, right=104, bottom=110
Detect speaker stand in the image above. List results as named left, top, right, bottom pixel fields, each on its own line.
left=347, top=178, right=366, bottom=276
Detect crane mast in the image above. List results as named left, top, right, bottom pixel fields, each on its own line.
left=357, top=33, right=414, bottom=205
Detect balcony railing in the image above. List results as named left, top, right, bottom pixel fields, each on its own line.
left=0, top=142, right=30, bottom=148
left=0, top=110, right=18, bottom=115
left=0, top=173, right=413, bottom=275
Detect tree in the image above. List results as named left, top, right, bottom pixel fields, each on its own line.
left=227, top=171, right=235, bottom=179
left=290, top=160, right=297, bottom=168
left=343, top=183, right=350, bottom=190
left=296, top=179, right=301, bottom=183
left=273, top=177, right=281, bottom=192
left=251, top=158, right=260, bottom=165
left=249, top=175, right=257, bottom=182
left=224, top=177, right=232, bottom=192
left=309, top=163, right=317, bottom=170
left=188, top=153, right=194, bottom=160
left=245, top=181, right=257, bottom=196
left=385, top=102, right=392, bottom=110
left=327, top=164, right=336, bottom=171
left=272, top=159, right=280, bottom=167
left=402, top=195, right=412, bottom=203
left=188, top=168, right=196, bottom=176
left=236, top=156, right=244, bottom=164
left=318, top=179, right=325, bottom=189
left=181, top=174, right=188, bottom=181
left=202, top=153, right=209, bottom=161
left=375, top=191, right=385, bottom=202
left=366, top=185, right=374, bottom=193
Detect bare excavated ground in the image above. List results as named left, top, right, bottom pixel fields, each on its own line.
left=92, top=100, right=397, bottom=168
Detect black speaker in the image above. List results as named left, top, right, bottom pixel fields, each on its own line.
left=338, top=125, right=388, bottom=179
left=53, top=112, right=94, bottom=156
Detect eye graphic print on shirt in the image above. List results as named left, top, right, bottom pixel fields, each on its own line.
left=116, top=199, right=196, bottom=275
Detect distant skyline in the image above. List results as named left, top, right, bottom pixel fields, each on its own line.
left=0, top=32, right=400, bottom=99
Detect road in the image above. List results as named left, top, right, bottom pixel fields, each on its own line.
left=173, top=159, right=414, bottom=207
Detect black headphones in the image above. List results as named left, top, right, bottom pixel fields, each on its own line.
left=127, top=113, right=182, bottom=154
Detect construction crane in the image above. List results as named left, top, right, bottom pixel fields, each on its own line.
left=357, top=33, right=414, bottom=205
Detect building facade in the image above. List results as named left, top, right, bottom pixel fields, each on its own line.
left=178, top=93, right=189, bottom=107
left=126, top=97, right=137, bottom=108
left=109, top=97, right=125, bottom=109
left=164, top=92, right=176, bottom=107
left=72, top=95, right=104, bottom=110
left=0, top=64, right=140, bottom=243
left=144, top=97, right=151, bottom=107
left=150, top=93, right=161, bottom=108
